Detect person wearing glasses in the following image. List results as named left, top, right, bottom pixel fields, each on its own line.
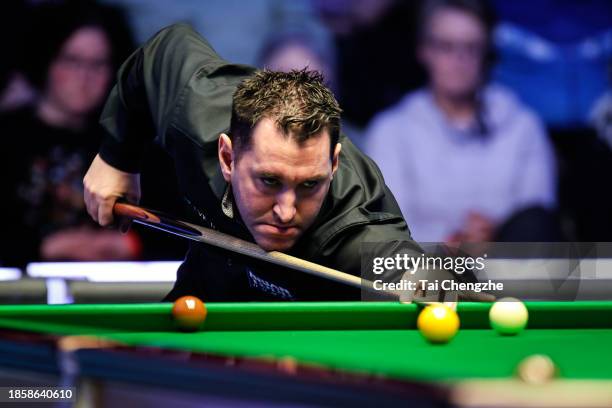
left=365, top=0, right=560, bottom=245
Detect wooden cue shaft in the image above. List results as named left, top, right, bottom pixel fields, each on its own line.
left=266, top=251, right=387, bottom=294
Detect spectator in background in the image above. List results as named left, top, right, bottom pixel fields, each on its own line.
left=365, top=0, right=561, bottom=243
left=257, top=30, right=364, bottom=148
left=314, top=0, right=424, bottom=128
left=0, top=2, right=138, bottom=266
left=259, top=33, right=336, bottom=92
left=101, top=0, right=331, bottom=67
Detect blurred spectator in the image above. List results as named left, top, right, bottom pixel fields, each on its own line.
left=0, top=1, right=138, bottom=266
left=365, top=0, right=561, bottom=243
left=314, top=0, right=425, bottom=128
left=259, top=33, right=336, bottom=92
left=101, top=0, right=330, bottom=66
left=257, top=30, right=364, bottom=148
left=491, top=0, right=612, bottom=127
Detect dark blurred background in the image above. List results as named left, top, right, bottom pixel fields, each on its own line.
left=0, top=0, right=610, bottom=302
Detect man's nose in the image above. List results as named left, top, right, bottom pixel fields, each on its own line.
left=273, top=189, right=296, bottom=224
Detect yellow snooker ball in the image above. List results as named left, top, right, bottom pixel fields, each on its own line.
left=489, top=297, right=528, bottom=335
left=417, top=304, right=460, bottom=344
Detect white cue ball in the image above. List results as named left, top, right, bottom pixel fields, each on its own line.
left=489, top=297, right=528, bottom=335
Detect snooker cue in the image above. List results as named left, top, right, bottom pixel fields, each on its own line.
left=114, top=202, right=394, bottom=298
left=114, top=202, right=494, bottom=304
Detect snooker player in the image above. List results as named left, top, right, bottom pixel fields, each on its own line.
left=83, top=23, right=422, bottom=301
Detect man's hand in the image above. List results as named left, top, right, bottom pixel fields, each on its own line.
left=83, top=154, right=141, bottom=226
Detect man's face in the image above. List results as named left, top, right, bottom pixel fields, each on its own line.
left=219, top=117, right=340, bottom=251
left=420, top=7, right=487, bottom=99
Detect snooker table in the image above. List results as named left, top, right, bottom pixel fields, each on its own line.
left=0, top=301, right=611, bottom=407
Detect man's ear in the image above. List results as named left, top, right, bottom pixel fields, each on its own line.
left=331, top=143, right=341, bottom=177
left=218, top=133, right=234, bottom=182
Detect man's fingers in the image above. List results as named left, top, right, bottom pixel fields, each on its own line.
left=83, top=190, right=98, bottom=224
left=82, top=154, right=142, bottom=227
left=97, top=198, right=116, bottom=227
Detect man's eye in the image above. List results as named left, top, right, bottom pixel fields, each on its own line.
left=261, top=177, right=278, bottom=187
left=302, top=180, right=318, bottom=189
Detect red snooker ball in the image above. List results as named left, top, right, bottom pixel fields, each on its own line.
left=172, top=295, right=207, bottom=331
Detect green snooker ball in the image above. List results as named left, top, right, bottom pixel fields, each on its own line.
left=489, top=297, right=528, bottom=335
